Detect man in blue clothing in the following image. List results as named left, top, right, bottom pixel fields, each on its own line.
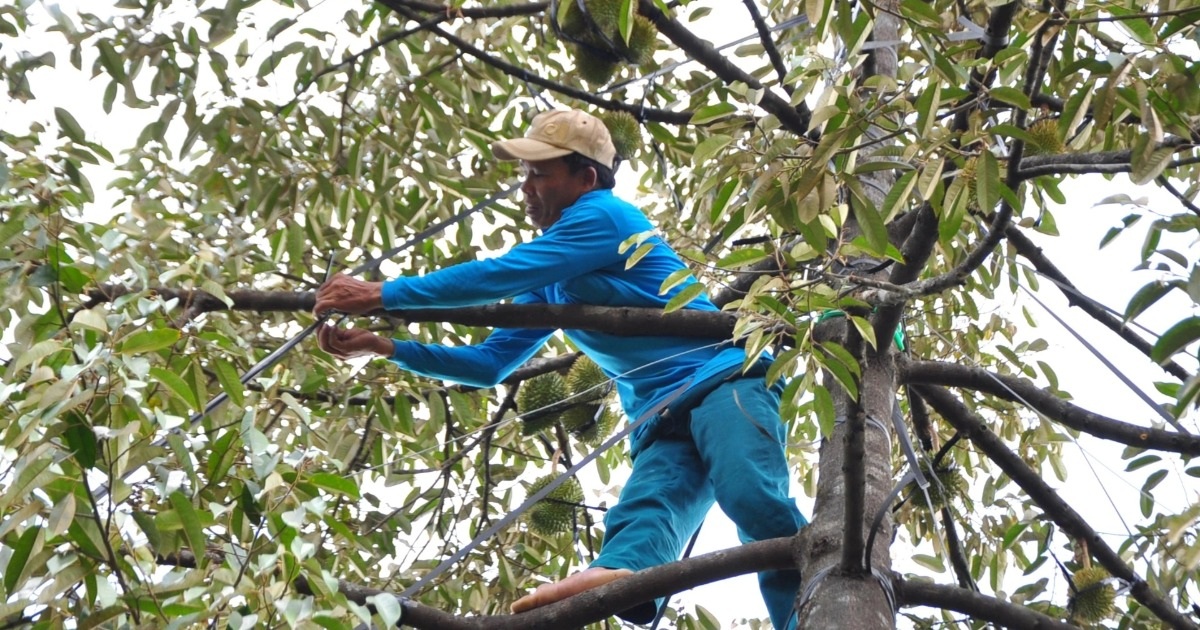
left=314, top=109, right=806, bottom=628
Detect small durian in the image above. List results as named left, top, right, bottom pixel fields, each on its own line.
left=618, top=14, right=657, bottom=65
left=527, top=474, right=584, bottom=535
left=516, top=373, right=568, bottom=435
left=573, top=42, right=620, bottom=85
left=1071, top=566, right=1116, bottom=623
left=913, top=466, right=966, bottom=510
left=600, top=111, right=641, bottom=160
left=571, top=405, right=619, bottom=445
left=565, top=355, right=611, bottom=401
left=1025, top=119, right=1064, bottom=155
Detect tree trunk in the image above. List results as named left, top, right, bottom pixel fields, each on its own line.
left=795, top=0, right=902, bottom=626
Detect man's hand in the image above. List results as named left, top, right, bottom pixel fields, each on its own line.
left=317, top=325, right=393, bottom=360
left=314, top=274, right=384, bottom=316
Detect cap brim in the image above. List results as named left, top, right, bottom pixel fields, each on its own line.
left=492, top=138, right=573, bottom=162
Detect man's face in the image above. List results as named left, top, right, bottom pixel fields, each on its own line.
left=519, top=158, right=595, bottom=229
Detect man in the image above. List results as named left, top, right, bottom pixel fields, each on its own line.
left=314, top=109, right=806, bottom=628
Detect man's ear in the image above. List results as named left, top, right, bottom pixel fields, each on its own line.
left=582, top=165, right=599, bottom=190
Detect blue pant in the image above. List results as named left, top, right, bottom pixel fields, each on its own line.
left=593, top=377, right=807, bottom=629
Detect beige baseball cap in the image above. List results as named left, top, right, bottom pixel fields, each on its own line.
left=492, top=109, right=617, bottom=169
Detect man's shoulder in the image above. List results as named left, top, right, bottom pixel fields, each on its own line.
left=569, top=190, right=651, bottom=229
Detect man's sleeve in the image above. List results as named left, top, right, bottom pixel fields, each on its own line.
left=381, top=202, right=625, bottom=310
left=388, top=291, right=556, bottom=387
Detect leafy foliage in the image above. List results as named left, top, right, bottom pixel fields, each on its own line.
left=1, top=0, right=1199, bottom=628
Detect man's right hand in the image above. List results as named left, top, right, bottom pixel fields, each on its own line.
left=314, top=274, right=385, bottom=317
left=317, top=325, right=393, bottom=360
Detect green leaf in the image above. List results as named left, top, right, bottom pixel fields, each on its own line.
left=716, top=248, right=768, bottom=270
left=1125, top=281, right=1174, bottom=322
left=911, top=553, right=945, bottom=572
left=658, top=268, right=694, bottom=295
left=1130, top=146, right=1175, bottom=186
left=663, top=283, right=705, bottom=314
left=150, top=366, right=199, bottom=410
left=813, top=384, right=835, bottom=437
left=212, top=358, right=245, bottom=407
left=624, top=242, right=655, bottom=270
left=689, top=103, right=737, bottom=125
left=5, top=525, right=41, bottom=594
left=119, top=328, right=181, bottom=354
left=54, top=107, right=87, bottom=142
left=62, top=411, right=97, bottom=469
left=1152, top=317, right=1200, bottom=364
left=975, top=151, right=1000, bottom=213
left=168, top=492, right=208, bottom=568
left=990, top=86, right=1032, bottom=110
left=851, top=197, right=889, bottom=255
left=693, top=134, right=733, bottom=166
left=309, top=472, right=360, bottom=500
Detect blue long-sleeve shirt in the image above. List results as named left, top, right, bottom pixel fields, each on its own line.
left=381, top=189, right=762, bottom=449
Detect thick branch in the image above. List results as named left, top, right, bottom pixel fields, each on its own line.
left=384, top=0, right=548, bottom=19
left=86, top=285, right=739, bottom=338
left=636, top=0, right=811, bottom=134
left=1004, top=228, right=1192, bottom=381
left=741, top=0, right=790, bottom=92
left=950, top=2, right=1019, bottom=132
left=1017, top=142, right=1195, bottom=180
left=901, top=359, right=1200, bottom=455
left=914, top=385, right=1199, bottom=629
left=377, top=0, right=693, bottom=124
left=896, top=577, right=1080, bottom=629
left=165, top=538, right=792, bottom=629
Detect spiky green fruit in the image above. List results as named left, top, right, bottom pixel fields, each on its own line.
left=573, top=42, right=620, bottom=85
left=565, top=355, right=610, bottom=401
left=1071, top=567, right=1116, bottom=623
left=570, top=405, right=619, bottom=446
left=527, top=474, right=584, bottom=535
left=618, top=14, right=657, bottom=65
left=914, top=467, right=966, bottom=510
left=1025, top=119, right=1064, bottom=156
left=516, top=373, right=568, bottom=435
left=600, top=111, right=641, bottom=160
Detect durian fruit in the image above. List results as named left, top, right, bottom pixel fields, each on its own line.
left=560, top=0, right=622, bottom=38
left=570, top=405, right=619, bottom=445
left=1025, top=119, right=1065, bottom=155
left=565, top=355, right=610, bottom=401
left=573, top=43, right=620, bottom=85
left=617, top=14, right=657, bottom=65
left=913, top=466, right=966, bottom=510
left=600, top=111, right=641, bottom=160
left=527, top=474, right=584, bottom=535
left=516, top=372, right=568, bottom=435
left=1070, top=566, right=1116, bottom=623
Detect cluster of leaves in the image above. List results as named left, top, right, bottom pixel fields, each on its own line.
left=1, top=0, right=1199, bottom=628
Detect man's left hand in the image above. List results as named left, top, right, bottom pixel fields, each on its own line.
left=314, top=274, right=384, bottom=317
left=317, top=325, right=393, bottom=360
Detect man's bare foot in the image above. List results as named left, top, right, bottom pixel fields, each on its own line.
left=510, top=567, right=634, bottom=614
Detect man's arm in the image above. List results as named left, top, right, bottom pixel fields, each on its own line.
left=381, top=198, right=628, bottom=310
left=316, top=291, right=556, bottom=387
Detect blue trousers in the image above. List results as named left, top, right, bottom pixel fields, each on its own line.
left=593, top=377, right=807, bottom=629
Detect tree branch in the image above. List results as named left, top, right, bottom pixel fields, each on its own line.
left=636, top=0, right=811, bottom=134
left=166, top=537, right=793, bottom=629
left=377, top=0, right=693, bottom=124
left=895, top=577, right=1080, bottom=629
left=1004, top=227, right=1192, bottom=382
left=914, top=384, right=1200, bottom=629
left=741, top=0, right=790, bottom=93
left=1016, top=141, right=1195, bottom=180
left=382, top=0, right=548, bottom=19
left=86, top=284, right=741, bottom=338
left=900, top=359, right=1200, bottom=455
